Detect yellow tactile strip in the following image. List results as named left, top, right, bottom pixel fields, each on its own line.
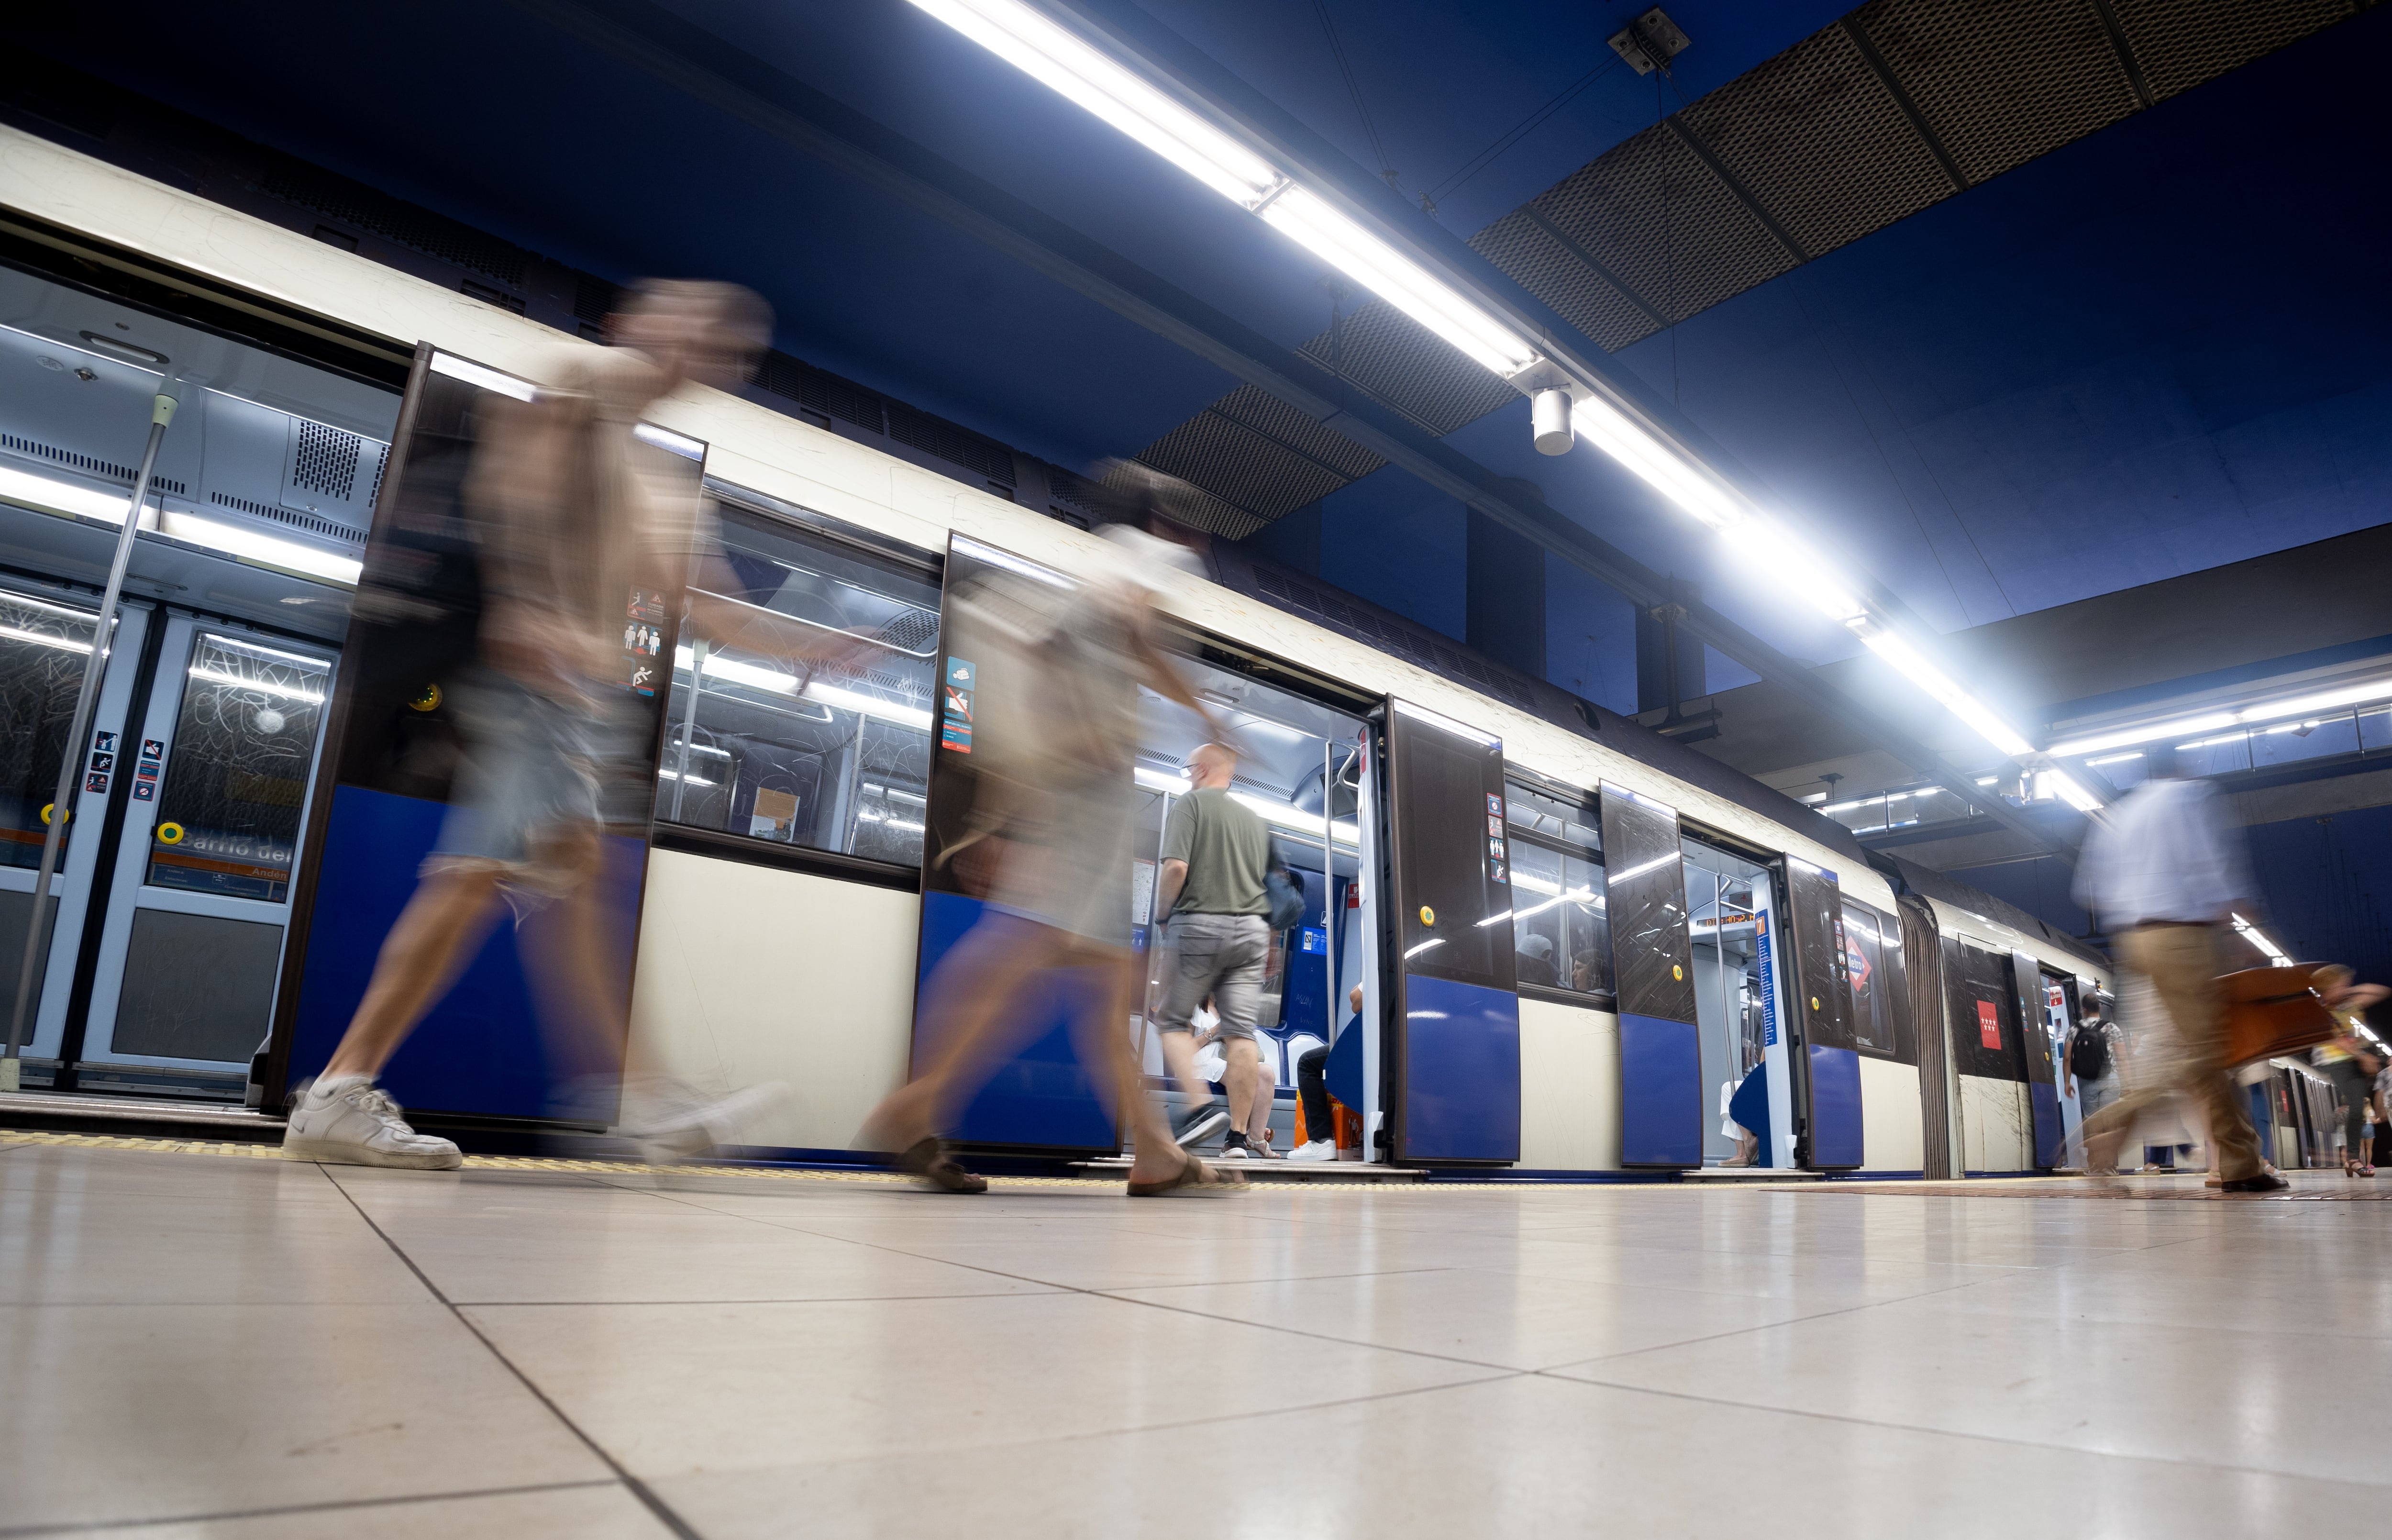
left=0, top=1129, right=1445, bottom=1191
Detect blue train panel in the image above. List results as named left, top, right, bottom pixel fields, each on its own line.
left=910, top=889, right=1118, bottom=1152
left=1805, top=1043, right=1864, bottom=1168
left=1398, top=973, right=1519, bottom=1162
left=1619, top=1011, right=1701, bottom=1166
left=284, top=785, right=643, bottom=1121
left=2028, top=1081, right=2066, bottom=1169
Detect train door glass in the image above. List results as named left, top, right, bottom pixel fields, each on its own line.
left=1128, top=651, right=1366, bottom=1152
left=2042, top=971, right=2082, bottom=1154
left=1683, top=842, right=1783, bottom=1166
left=0, top=586, right=152, bottom=1075
left=76, top=616, right=335, bottom=1086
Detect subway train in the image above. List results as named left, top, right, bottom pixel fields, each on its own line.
left=0, top=117, right=2157, bottom=1179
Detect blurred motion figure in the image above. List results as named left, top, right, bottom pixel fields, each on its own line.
left=284, top=281, right=813, bottom=1169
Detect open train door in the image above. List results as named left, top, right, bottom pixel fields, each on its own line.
left=1602, top=783, right=1700, bottom=1167
left=2013, top=948, right=2066, bottom=1168
left=1784, top=859, right=1862, bottom=1169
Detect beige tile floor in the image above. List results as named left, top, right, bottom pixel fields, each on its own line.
left=4, top=1139, right=2387, bottom=1538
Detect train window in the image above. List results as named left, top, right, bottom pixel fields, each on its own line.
left=0, top=590, right=103, bottom=869
left=655, top=502, right=940, bottom=868
left=1504, top=777, right=1610, bottom=1001
left=146, top=633, right=333, bottom=903
left=1839, top=897, right=1909, bottom=1062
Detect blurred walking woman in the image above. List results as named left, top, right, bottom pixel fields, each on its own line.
left=2311, top=965, right=2388, bottom=1177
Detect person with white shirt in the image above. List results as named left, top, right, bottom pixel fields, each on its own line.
left=2071, top=743, right=2284, bottom=1191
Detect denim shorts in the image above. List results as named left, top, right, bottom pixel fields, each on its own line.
left=1155, top=911, right=1270, bottom=1040
left=425, top=670, right=623, bottom=890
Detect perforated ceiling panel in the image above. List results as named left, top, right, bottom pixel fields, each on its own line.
left=1130, top=0, right=2360, bottom=536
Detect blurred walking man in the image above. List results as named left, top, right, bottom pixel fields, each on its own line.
left=284, top=282, right=809, bottom=1169
left=2072, top=743, right=2286, bottom=1192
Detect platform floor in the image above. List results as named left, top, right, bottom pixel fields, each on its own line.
left=5, top=1133, right=2389, bottom=1537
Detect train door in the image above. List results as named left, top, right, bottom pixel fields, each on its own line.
left=1603, top=784, right=1699, bottom=1166
left=0, top=585, right=153, bottom=1081
left=1782, top=858, right=1861, bottom=1169
left=2041, top=971, right=2084, bottom=1164
left=2011, top=950, right=2065, bottom=1168
left=72, top=616, right=335, bottom=1089
left=1683, top=841, right=1794, bottom=1167
left=1127, top=645, right=1368, bottom=1156
left=1380, top=699, right=1517, bottom=1164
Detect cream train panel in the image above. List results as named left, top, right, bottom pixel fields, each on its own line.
left=625, top=849, right=921, bottom=1153
left=1958, top=1075, right=2035, bottom=1173
left=1857, top=1056, right=1925, bottom=1173
left=0, top=126, right=1892, bottom=917
left=1515, top=997, right=1621, bottom=1171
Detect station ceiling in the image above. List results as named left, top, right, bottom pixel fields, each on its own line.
left=23, top=0, right=2391, bottom=705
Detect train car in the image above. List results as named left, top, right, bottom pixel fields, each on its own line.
left=0, top=122, right=2112, bottom=1177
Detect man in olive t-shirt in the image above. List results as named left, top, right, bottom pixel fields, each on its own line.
left=1154, top=742, right=1276, bottom=1156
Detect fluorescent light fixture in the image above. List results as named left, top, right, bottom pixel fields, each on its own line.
left=430, top=352, right=536, bottom=401
left=0, top=321, right=166, bottom=377
left=1257, top=188, right=1538, bottom=375
left=1733, top=518, right=1865, bottom=623
left=2231, top=912, right=2292, bottom=968
left=187, top=667, right=324, bottom=703
left=674, top=645, right=935, bottom=731
left=2035, top=768, right=2104, bottom=813
left=0, top=463, right=154, bottom=524
left=634, top=422, right=706, bottom=461
left=157, top=511, right=365, bottom=586
left=1129, top=765, right=1357, bottom=845
left=906, top=0, right=1278, bottom=203
left=1569, top=396, right=1745, bottom=529
left=1975, top=777, right=1998, bottom=787
left=2049, top=677, right=2392, bottom=760
left=2085, top=751, right=2144, bottom=767
left=1854, top=625, right=2034, bottom=759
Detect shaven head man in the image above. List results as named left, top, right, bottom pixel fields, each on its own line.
left=1153, top=738, right=1281, bottom=1158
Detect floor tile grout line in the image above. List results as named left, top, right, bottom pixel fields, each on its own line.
left=599, top=1174, right=1561, bottom=1374
left=1529, top=1272, right=2026, bottom=1372
left=313, top=1164, right=710, bottom=1540
left=0, top=1479, right=623, bottom=1539
left=1529, top=1369, right=2392, bottom=1490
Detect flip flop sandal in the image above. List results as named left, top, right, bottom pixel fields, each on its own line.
left=1128, top=1153, right=1247, bottom=1197
left=897, top=1137, right=988, bottom=1194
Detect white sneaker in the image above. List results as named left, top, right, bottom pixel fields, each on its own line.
left=619, top=1080, right=791, bottom=1163
left=282, top=1076, right=462, bottom=1170
left=1286, top=1139, right=1338, bottom=1163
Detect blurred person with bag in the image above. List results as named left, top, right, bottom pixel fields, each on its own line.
left=2071, top=742, right=2284, bottom=1191
left=2308, top=964, right=2387, bottom=1177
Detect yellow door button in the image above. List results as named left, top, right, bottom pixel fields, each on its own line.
left=157, top=821, right=186, bottom=844
left=1419, top=906, right=1435, bottom=927
left=1810, top=996, right=1821, bottom=1011
left=1672, top=964, right=1684, bottom=981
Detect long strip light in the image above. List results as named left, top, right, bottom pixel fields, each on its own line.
left=911, top=0, right=2067, bottom=792
left=1130, top=764, right=1360, bottom=846
left=674, top=645, right=936, bottom=731
left=2232, top=912, right=2292, bottom=969
left=2049, top=676, right=2392, bottom=760
left=1852, top=625, right=2033, bottom=759
left=0, top=463, right=364, bottom=586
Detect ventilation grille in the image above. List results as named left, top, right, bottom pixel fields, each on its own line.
left=888, top=403, right=1015, bottom=486
left=365, top=443, right=388, bottom=510
left=252, top=162, right=528, bottom=287
left=752, top=348, right=1028, bottom=494
left=0, top=433, right=186, bottom=494
left=291, top=421, right=361, bottom=499
left=1250, top=566, right=1539, bottom=712
left=573, top=274, right=621, bottom=326
left=211, top=491, right=366, bottom=545
left=1118, top=0, right=2358, bottom=535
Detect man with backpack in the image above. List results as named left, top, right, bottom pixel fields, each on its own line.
left=1155, top=742, right=1288, bottom=1159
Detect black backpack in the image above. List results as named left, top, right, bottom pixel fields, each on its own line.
left=2069, top=1024, right=2111, bottom=1082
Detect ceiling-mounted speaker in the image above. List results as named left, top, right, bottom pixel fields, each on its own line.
left=1531, top=388, right=1573, bottom=456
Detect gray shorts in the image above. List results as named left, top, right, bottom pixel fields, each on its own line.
left=1156, top=911, right=1270, bottom=1040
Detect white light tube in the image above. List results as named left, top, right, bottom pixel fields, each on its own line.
left=2037, top=768, right=2104, bottom=813
left=187, top=667, right=324, bottom=703
left=2231, top=912, right=2292, bottom=968
left=1855, top=626, right=2035, bottom=759
left=674, top=646, right=936, bottom=731
left=905, top=0, right=1278, bottom=203
left=1130, top=766, right=1357, bottom=845
left=156, top=511, right=365, bottom=586
left=1732, top=518, right=1866, bottom=623
left=0, top=462, right=155, bottom=523
left=1258, top=188, right=1538, bottom=375
left=2085, top=751, right=2144, bottom=767
left=2243, top=678, right=2392, bottom=723
left=1569, top=396, right=1746, bottom=529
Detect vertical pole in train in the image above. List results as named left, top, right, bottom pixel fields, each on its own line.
left=1321, top=735, right=1334, bottom=1043
left=1, top=389, right=178, bottom=1093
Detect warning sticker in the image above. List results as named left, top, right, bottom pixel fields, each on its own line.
left=1976, top=999, right=2003, bottom=1051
